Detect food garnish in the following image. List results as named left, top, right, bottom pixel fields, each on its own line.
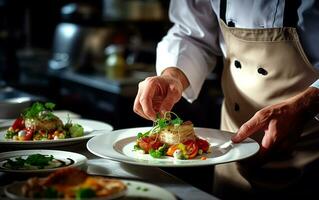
left=21, top=167, right=127, bottom=199
left=134, top=112, right=210, bottom=160
left=2, top=154, right=69, bottom=170
left=5, top=102, right=84, bottom=141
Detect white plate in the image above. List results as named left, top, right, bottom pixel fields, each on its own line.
left=87, top=127, right=260, bottom=167
left=0, top=118, right=113, bottom=147
left=0, top=149, right=87, bottom=173
left=4, top=179, right=176, bottom=200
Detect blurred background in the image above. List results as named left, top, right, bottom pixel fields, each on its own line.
left=0, top=0, right=223, bottom=129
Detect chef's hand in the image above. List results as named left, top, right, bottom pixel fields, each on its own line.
left=231, top=87, right=319, bottom=155
left=133, top=67, right=189, bottom=121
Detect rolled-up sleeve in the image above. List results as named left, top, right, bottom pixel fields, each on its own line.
left=156, top=0, right=222, bottom=102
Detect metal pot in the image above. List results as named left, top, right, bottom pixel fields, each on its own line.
left=0, top=87, right=36, bottom=119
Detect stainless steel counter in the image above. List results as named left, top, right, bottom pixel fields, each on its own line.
left=0, top=141, right=218, bottom=200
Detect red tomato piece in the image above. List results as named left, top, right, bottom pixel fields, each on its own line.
left=183, top=140, right=199, bottom=159
left=196, top=138, right=210, bottom=153
left=24, top=127, right=34, bottom=140
left=137, top=136, right=163, bottom=153
left=12, top=117, right=24, bottom=130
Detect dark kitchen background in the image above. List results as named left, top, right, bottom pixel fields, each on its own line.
left=0, top=0, right=223, bottom=129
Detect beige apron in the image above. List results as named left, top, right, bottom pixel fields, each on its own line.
left=214, top=20, right=319, bottom=197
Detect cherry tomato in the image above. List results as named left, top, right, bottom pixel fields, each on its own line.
left=12, top=117, right=24, bottom=130
left=24, top=127, right=34, bottom=141
left=183, top=140, right=199, bottom=159
left=196, top=138, right=210, bottom=153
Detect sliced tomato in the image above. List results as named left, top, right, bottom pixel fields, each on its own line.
left=166, top=144, right=179, bottom=156
left=196, top=138, right=209, bottom=153
left=24, top=127, right=34, bottom=141
left=183, top=140, right=199, bottom=159
left=137, top=136, right=163, bottom=153
left=12, top=117, right=24, bottom=130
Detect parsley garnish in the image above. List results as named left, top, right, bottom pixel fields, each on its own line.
left=23, top=102, right=56, bottom=119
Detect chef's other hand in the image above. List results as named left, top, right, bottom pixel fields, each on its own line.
left=232, top=87, right=319, bottom=155
left=133, top=67, right=189, bottom=121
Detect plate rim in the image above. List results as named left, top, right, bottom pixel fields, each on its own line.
left=87, top=127, right=260, bottom=167
left=0, top=118, right=114, bottom=146
left=0, top=149, right=88, bottom=173
left=4, top=178, right=177, bottom=200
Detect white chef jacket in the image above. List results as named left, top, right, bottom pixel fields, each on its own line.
left=156, top=0, right=319, bottom=102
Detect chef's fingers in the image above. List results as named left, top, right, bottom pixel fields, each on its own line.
left=260, top=120, right=277, bottom=154
left=133, top=84, right=150, bottom=120
left=232, top=112, right=266, bottom=143
left=133, top=80, right=157, bottom=120
left=160, top=84, right=181, bottom=112
left=138, top=79, right=158, bottom=121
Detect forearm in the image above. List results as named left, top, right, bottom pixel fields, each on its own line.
left=293, top=86, right=319, bottom=118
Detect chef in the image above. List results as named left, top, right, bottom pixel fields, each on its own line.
left=133, top=0, right=319, bottom=198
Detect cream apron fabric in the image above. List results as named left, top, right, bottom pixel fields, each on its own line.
left=214, top=20, right=319, bottom=197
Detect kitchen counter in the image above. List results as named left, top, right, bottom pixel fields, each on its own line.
left=47, top=68, right=155, bottom=97
left=0, top=141, right=219, bottom=200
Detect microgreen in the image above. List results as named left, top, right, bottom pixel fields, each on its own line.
left=137, top=111, right=184, bottom=139
left=23, top=102, right=56, bottom=119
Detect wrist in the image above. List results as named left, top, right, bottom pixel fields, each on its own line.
left=293, top=87, right=319, bottom=118
left=161, top=67, right=190, bottom=90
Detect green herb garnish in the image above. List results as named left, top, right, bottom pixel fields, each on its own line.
left=76, top=188, right=96, bottom=199
left=149, top=144, right=169, bottom=158
left=4, top=154, right=54, bottom=169
left=145, top=111, right=183, bottom=137
left=133, top=144, right=143, bottom=151
left=137, top=131, right=150, bottom=139
left=23, top=102, right=56, bottom=119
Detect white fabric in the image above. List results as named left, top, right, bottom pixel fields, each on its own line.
left=156, top=0, right=319, bottom=101
left=310, top=79, right=319, bottom=88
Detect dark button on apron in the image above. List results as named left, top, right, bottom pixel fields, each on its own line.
left=234, top=103, right=240, bottom=112
left=234, top=60, right=241, bottom=69
left=257, top=67, right=268, bottom=75
left=228, top=21, right=235, bottom=27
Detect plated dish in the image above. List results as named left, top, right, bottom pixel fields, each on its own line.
left=87, top=126, right=260, bottom=167
left=4, top=168, right=176, bottom=200
left=0, top=102, right=113, bottom=147
left=134, top=112, right=210, bottom=160
left=0, top=150, right=87, bottom=173
left=0, top=118, right=113, bottom=147
left=5, top=102, right=85, bottom=141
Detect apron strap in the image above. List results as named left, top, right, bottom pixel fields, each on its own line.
left=283, top=0, right=301, bottom=27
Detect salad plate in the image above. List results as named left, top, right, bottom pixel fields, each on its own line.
left=4, top=179, right=176, bottom=200
left=87, top=127, right=260, bottom=167
left=0, top=149, right=87, bottom=173
left=0, top=118, right=113, bottom=147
